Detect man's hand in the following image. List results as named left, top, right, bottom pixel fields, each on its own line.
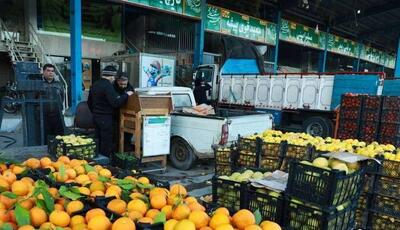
left=126, top=91, right=134, bottom=96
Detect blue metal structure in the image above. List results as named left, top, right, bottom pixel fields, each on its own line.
left=319, top=27, right=329, bottom=73
left=193, top=0, right=207, bottom=67
left=70, top=0, right=82, bottom=112
left=395, top=37, right=400, bottom=78
left=273, top=11, right=281, bottom=74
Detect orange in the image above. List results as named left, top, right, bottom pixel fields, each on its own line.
left=39, top=222, right=56, bottom=230
left=17, top=225, right=35, bottom=230
left=150, top=194, right=167, bottom=209
left=171, top=204, right=191, bottom=220
left=54, top=203, right=65, bottom=211
left=0, top=177, right=10, bottom=191
left=137, top=217, right=153, bottom=224
left=93, top=165, right=103, bottom=173
left=2, top=170, right=17, bottom=184
left=105, top=189, right=120, bottom=199
left=128, top=210, right=143, bottom=221
left=72, top=223, right=88, bottom=230
left=49, top=210, right=70, bottom=227
left=161, top=205, right=173, bottom=219
left=52, top=161, right=64, bottom=171
left=0, top=163, right=7, bottom=172
left=232, top=209, right=255, bottom=230
left=74, top=165, right=85, bottom=175
left=70, top=215, right=86, bottom=227
left=244, top=225, right=262, bottom=230
left=214, top=207, right=230, bottom=216
left=12, top=165, right=26, bottom=175
left=8, top=210, right=16, bottom=223
left=174, top=219, right=196, bottom=230
left=0, top=202, right=6, bottom=210
left=48, top=187, right=59, bottom=199
left=185, top=196, right=198, bottom=204
left=199, top=227, right=213, bottom=230
left=188, top=210, right=210, bottom=229
left=106, top=185, right=122, bottom=194
left=0, top=209, right=10, bottom=222
left=89, top=181, right=105, bottom=193
left=58, top=156, right=71, bottom=164
left=129, top=192, right=144, bottom=200
left=40, top=157, right=53, bottom=168
left=98, top=169, right=111, bottom=178
left=188, top=202, right=206, bottom=212
left=170, top=184, right=187, bottom=197
left=44, top=166, right=55, bottom=172
left=137, top=177, right=150, bottom=184
left=25, top=158, right=41, bottom=169
left=260, top=221, right=281, bottom=230
left=0, top=194, right=16, bottom=209
left=127, top=199, right=148, bottom=215
left=66, top=169, right=77, bottom=179
left=20, top=177, right=35, bottom=186
left=19, top=199, right=34, bottom=210
left=145, top=209, right=160, bottom=219
left=55, top=172, right=68, bottom=183
left=75, top=175, right=90, bottom=185
left=57, top=198, right=66, bottom=206
left=209, top=213, right=230, bottom=229
left=149, top=188, right=167, bottom=199
left=66, top=200, right=84, bottom=215
left=85, top=208, right=106, bottom=223
left=78, top=187, right=90, bottom=196
left=164, top=219, right=178, bottom=230
left=87, top=171, right=98, bottom=181
left=112, top=217, right=135, bottom=230
left=215, top=224, right=235, bottom=230
left=90, top=190, right=104, bottom=197
left=107, top=199, right=127, bottom=215
left=69, top=159, right=82, bottom=167
left=167, top=194, right=183, bottom=206
left=87, top=215, right=111, bottom=230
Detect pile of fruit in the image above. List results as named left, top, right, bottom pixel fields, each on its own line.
left=0, top=156, right=281, bottom=230
left=300, top=157, right=361, bottom=174
left=247, top=130, right=400, bottom=161
left=53, top=135, right=96, bottom=159
left=218, top=170, right=271, bottom=183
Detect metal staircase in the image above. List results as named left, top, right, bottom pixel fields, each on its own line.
left=0, top=19, right=69, bottom=111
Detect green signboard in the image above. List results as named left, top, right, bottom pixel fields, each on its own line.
left=184, top=0, right=202, bottom=18
left=265, top=22, right=276, bottom=45
left=386, top=55, right=396, bottom=69
left=149, top=0, right=183, bottom=14
left=219, top=8, right=266, bottom=43
left=205, top=5, right=221, bottom=32
left=39, top=0, right=121, bottom=42
left=327, top=34, right=358, bottom=57
left=361, top=46, right=385, bottom=65
left=279, top=20, right=322, bottom=50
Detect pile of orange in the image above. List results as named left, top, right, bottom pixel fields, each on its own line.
left=0, top=156, right=281, bottom=230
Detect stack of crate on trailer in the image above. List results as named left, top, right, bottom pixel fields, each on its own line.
left=337, top=94, right=363, bottom=140
left=359, top=96, right=382, bottom=143
left=379, top=96, right=400, bottom=146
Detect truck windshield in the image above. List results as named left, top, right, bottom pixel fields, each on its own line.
left=172, top=94, right=193, bottom=109
left=195, top=67, right=213, bottom=82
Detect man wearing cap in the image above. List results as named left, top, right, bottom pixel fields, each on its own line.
left=87, top=66, right=133, bottom=157
left=113, top=72, right=134, bottom=151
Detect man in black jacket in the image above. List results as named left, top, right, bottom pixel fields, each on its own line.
left=87, top=66, right=133, bottom=157
left=112, top=72, right=134, bottom=151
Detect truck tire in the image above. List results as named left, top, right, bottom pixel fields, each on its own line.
left=170, top=137, right=196, bottom=170
left=302, top=116, right=333, bottom=137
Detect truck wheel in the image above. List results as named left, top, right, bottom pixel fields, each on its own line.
left=302, top=116, right=333, bottom=137
left=170, top=138, right=196, bottom=170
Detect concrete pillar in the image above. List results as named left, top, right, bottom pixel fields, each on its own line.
left=193, top=0, right=206, bottom=67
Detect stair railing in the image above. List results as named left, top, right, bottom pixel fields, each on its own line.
left=28, top=22, right=69, bottom=111
left=0, top=18, right=23, bottom=63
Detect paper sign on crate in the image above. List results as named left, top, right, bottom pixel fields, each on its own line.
left=322, top=152, right=380, bottom=164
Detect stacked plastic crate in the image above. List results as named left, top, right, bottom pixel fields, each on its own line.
left=379, top=96, right=400, bottom=146
left=337, top=94, right=363, bottom=140
left=359, top=96, right=382, bottom=143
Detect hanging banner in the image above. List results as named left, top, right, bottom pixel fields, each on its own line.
left=265, top=22, right=277, bottom=45
left=279, top=20, right=322, bottom=50
left=386, top=55, right=396, bottom=69
left=205, top=5, right=221, bottom=32
left=361, top=46, right=385, bottom=65
left=184, top=0, right=202, bottom=17
left=326, top=34, right=358, bottom=57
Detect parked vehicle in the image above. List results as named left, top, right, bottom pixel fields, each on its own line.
left=135, top=87, right=273, bottom=170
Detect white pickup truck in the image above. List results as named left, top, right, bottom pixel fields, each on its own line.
left=136, top=87, right=273, bottom=170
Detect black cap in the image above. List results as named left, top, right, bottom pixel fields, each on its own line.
left=102, top=65, right=117, bottom=76
left=116, top=71, right=129, bottom=80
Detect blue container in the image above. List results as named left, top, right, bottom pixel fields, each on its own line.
left=257, top=109, right=282, bottom=126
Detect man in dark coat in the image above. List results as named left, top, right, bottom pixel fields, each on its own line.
left=87, top=66, right=133, bottom=157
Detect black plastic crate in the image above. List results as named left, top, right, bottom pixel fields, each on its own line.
left=374, top=175, right=400, bottom=197
left=337, top=119, right=360, bottom=140
left=212, top=176, right=247, bottom=213
left=355, top=194, right=371, bottom=229
left=372, top=194, right=400, bottom=217
left=283, top=199, right=357, bottom=230
left=369, top=211, right=400, bottom=230
left=379, top=122, right=400, bottom=137
left=341, top=94, right=363, bottom=109
left=363, top=95, right=382, bottom=110
left=245, top=186, right=284, bottom=223
left=363, top=174, right=376, bottom=193
left=359, top=121, right=379, bottom=143
left=214, top=146, right=236, bottom=175
left=48, top=136, right=97, bottom=160
left=340, top=108, right=361, bottom=120
left=382, top=96, right=400, bottom=110
left=237, top=136, right=258, bottom=153
left=215, top=163, right=234, bottom=176
left=378, top=135, right=400, bottom=147
left=237, top=150, right=258, bottom=168
left=381, top=109, right=400, bottom=123
left=111, top=153, right=139, bottom=170
left=260, top=140, right=285, bottom=158
left=284, top=143, right=314, bottom=160
left=380, top=159, right=400, bottom=178
left=361, top=109, right=381, bottom=122
left=286, top=161, right=366, bottom=208
left=259, top=156, right=282, bottom=171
